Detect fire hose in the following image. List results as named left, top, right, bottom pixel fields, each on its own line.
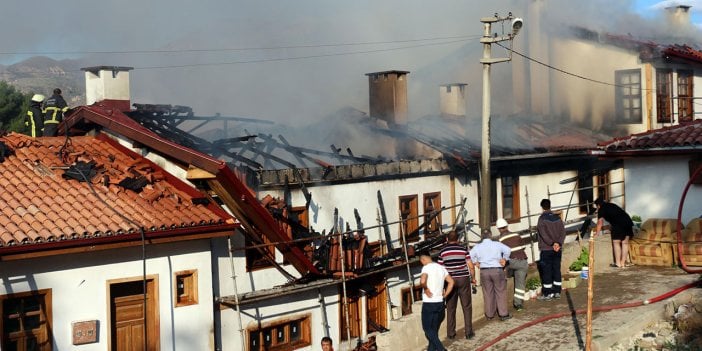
left=475, top=280, right=701, bottom=351
left=676, top=164, right=702, bottom=274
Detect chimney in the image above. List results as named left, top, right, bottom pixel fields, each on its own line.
left=666, top=5, right=692, bottom=30
left=439, top=83, right=467, bottom=117
left=81, top=66, right=134, bottom=111
left=366, top=70, right=409, bottom=127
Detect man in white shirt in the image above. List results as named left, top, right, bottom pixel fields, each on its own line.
left=419, top=251, right=455, bottom=351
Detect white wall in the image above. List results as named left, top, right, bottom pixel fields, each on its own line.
left=624, top=156, right=702, bottom=224
left=0, top=240, right=215, bottom=351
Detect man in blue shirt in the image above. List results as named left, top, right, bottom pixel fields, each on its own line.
left=470, top=229, right=512, bottom=321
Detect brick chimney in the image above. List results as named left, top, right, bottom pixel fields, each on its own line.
left=81, top=66, right=133, bottom=111
left=366, top=70, right=409, bottom=128
left=439, top=83, right=467, bottom=117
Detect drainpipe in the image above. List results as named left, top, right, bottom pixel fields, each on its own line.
left=524, top=186, right=535, bottom=263
left=360, top=292, right=369, bottom=341
left=227, top=236, right=246, bottom=351
left=339, top=231, right=352, bottom=347
left=318, top=289, right=330, bottom=337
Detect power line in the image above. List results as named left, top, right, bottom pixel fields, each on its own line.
left=498, top=42, right=702, bottom=108
left=0, top=34, right=481, bottom=56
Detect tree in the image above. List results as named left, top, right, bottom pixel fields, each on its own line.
left=0, top=81, right=31, bottom=133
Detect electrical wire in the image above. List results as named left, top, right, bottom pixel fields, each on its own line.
left=58, top=118, right=149, bottom=350
left=498, top=42, right=702, bottom=109
left=0, top=34, right=482, bottom=56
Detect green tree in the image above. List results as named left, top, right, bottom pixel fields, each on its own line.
left=0, top=81, right=31, bottom=133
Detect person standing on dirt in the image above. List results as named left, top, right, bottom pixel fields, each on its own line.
left=497, top=218, right=529, bottom=311
left=536, top=199, right=565, bottom=301
left=470, top=229, right=512, bottom=321
left=438, top=230, right=476, bottom=340
left=594, top=197, right=634, bottom=268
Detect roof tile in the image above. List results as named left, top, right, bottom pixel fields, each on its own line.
left=601, top=120, right=702, bottom=151
left=0, top=133, right=232, bottom=249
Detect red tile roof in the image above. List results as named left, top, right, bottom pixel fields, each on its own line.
left=0, top=132, right=236, bottom=251
left=663, top=45, right=702, bottom=64
left=600, top=119, right=702, bottom=152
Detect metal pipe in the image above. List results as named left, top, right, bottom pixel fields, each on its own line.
left=524, top=185, right=536, bottom=263
left=399, top=213, right=415, bottom=305
left=318, top=289, right=330, bottom=338
left=479, top=20, right=493, bottom=233
left=227, top=236, right=246, bottom=351
left=361, top=293, right=369, bottom=341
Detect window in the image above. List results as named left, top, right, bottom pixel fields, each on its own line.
left=501, top=177, right=520, bottom=222
left=340, top=277, right=387, bottom=340
left=1, top=289, right=52, bottom=351
left=597, top=173, right=610, bottom=201
left=656, top=70, right=673, bottom=123
left=678, top=70, right=694, bottom=123
left=174, top=270, right=198, bottom=307
left=246, top=235, right=275, bottom=271
left=248, top=315, right=311, bottom=351
left=399, top=195, right=419, bottom=243
left=615, top=69, right=642, bottom=124
left=400, top=286, right=423, bottom=316
left=423, top=192, right=442, bottom=238
left=577, top=170, right=594, bottom=214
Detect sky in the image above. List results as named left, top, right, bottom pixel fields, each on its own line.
left=0, top=0, right=699, bottom=128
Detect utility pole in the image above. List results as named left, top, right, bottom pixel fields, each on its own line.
left=478, top=13, right=523, bottom=232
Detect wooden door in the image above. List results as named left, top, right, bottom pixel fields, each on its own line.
left=110, top=280, right=158, bottom=351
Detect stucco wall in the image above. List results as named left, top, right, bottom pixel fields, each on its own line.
left=623, top=156, right=702, bottom=224
left=0, top=240, right=215, bottom=351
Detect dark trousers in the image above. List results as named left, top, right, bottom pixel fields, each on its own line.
left=445, top=276, right=472, bottom=337
left=421, top=302, right=445, bottom=351
left=43, top=123, right=58, bottom=137
left=480, top=268, right=509, bottom=318
left=539, top=250, right=562, bottom=296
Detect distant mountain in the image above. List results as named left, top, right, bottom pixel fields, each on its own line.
left=0, top=56, right=86, bottom=105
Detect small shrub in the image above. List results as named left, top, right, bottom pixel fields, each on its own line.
left=631, top=215, right=642, bottom=222
left=526, top=277, right=541, bottom=290
left=569, top=247, right=590, bottom=271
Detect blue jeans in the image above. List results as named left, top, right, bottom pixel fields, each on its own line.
left=421, top=302, right=445, bottom=351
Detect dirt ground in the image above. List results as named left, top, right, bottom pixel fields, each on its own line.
left=444, top=265, right=702, bottom=351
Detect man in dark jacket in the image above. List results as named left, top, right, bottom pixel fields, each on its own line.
left=42, top=88, right=69, bottom=136
left=536, top=199, right=565, bottom=301
left=25, top=94, right=45, bottom=138
left=595, top=197, right=634, bottom=268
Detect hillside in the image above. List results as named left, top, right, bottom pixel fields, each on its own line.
left=0, top=56, right=86, bottom=105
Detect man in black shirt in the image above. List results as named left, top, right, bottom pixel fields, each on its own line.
left=595, top=197, right=634, bottom=268
left=43, top=88, right=69, bottom=136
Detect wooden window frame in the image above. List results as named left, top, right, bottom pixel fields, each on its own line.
left=597, top=173, right=610, bottom=201
left=339, top=277, right=387, bottom=340
left=656, top=69, right=673, bottom=123
left=422, top=192, right=442, bottom=238
left=501, top=177, right=520, bottom=223
left=577, top=170, right=594, bottom=215
left=245, top=235, right=276, bottom=272
left=677, top=70, right=694, bottom=123
left=1, top=289, right=52, bottom=351
left=400, top=286, right=423, bottom=316
left=615, top=69, right=642, bottom=124
left=174, top=269, right=198, bottom=307
left=247, top=314, right=311, bottom=351
left=399, top=195, right=419, bottom=243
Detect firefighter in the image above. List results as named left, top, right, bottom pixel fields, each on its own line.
left=25, top=94, right=45, bottom=138
left=42, top=88, right=69, bottom=136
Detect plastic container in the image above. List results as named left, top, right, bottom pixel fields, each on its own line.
left=581, top=266, right=589, bottom=279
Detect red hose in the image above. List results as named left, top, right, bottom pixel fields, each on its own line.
left=676, top=164, right=702, bottom=274
left=475, top=280, right=700, bottom=351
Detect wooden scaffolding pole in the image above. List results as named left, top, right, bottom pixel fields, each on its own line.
left=585, top=233, right=595, bottom=351
left=399, top=213, right=415, bottom=305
